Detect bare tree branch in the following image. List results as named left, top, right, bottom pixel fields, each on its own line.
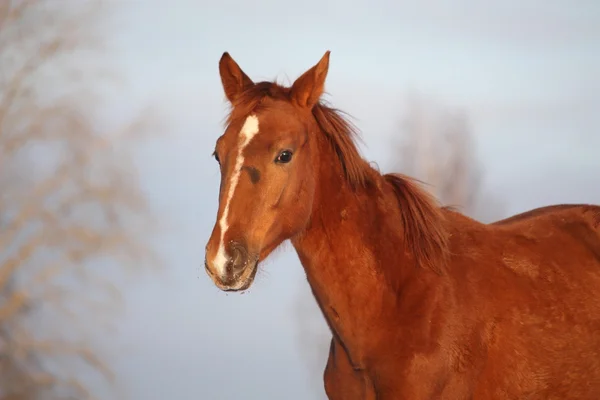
left=392, top=93, right=505, bottom=220
left=0, top=1, right=161, bottom=399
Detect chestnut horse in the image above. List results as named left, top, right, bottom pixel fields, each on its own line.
left=204, top=51, right=600, bottom=399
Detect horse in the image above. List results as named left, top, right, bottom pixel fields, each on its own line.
left=204, top=51, right=600, bottom=399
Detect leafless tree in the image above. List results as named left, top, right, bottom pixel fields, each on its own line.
left=293, top=92, right=505, bottom=397
left=1, top=1, right=160, bottom=399
left=394, top=92, right=505, bottom=222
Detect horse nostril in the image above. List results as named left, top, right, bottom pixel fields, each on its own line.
left=230, top=244, right=248, bottom=274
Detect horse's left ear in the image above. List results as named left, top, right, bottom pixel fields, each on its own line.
left=219, top=52, right=254, bottom=103
left=290, top=51, right=331, bottom=108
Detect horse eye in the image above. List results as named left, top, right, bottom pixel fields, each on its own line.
left=212, top=151, right=220, bottom=164
left=275, top=150, right=293, bottom=164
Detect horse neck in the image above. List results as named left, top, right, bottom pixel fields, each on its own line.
left=291, top=135, right=419, bottom=361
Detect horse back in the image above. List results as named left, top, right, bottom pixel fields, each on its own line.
left=492, top=203, right=600, bottom=229
left=451, top=204, right=600, bottom=398
left=490, top=203, right=600, bottom=263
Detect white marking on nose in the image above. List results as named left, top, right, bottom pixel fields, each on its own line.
left=212, top=115, right=259, bottom=277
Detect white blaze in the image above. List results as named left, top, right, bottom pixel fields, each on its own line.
left=213, top=115, right=259, bottom=276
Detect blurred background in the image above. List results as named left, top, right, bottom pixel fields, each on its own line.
left=0, top=0, right=598, bottom=399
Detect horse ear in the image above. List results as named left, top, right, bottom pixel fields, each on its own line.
left=290, top=51, right=331, bottom=108
left=219, top=52, right=254, bottom=103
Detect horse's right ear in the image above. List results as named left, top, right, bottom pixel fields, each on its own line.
left=290, top=51, right=330, bottom=109
left=219, top=52, right=254, bottom=103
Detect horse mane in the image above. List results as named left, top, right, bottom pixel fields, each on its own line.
left=227, top=82, right=449, bottom=272
left=384, top=173, right=451, bottom=274
left=226, top=81, right=372, bottom=188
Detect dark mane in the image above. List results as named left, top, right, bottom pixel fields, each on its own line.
left=226, top=81, right=372, bottom=188
left=384, top=173, right=451, bottom=274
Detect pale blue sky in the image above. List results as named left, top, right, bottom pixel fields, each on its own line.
left=89, top=1, right=600, bottom=399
